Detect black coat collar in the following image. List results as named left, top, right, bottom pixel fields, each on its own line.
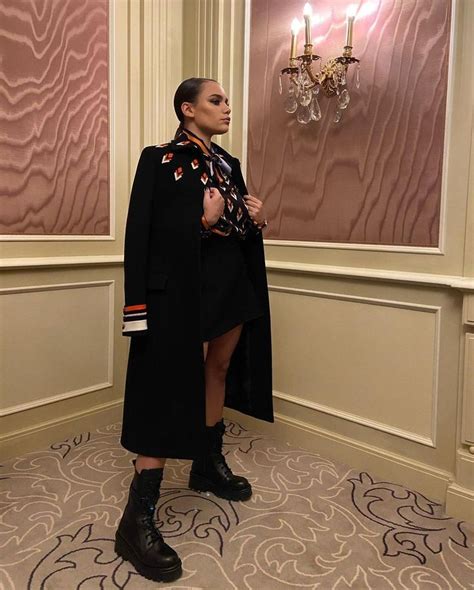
left=167, top=130, right=233, bottom=164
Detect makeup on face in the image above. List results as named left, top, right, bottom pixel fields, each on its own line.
left=183, top=82, right=232, bottom=143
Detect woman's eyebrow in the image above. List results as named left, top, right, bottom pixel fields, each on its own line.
left=208, top=93, right=229, bottom=102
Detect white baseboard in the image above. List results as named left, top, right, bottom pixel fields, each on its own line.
left=224, top=408, right=455, bottom=508
left=445, top=483, right=474, bottom=522
left=0, top=399, right=123, bottom=461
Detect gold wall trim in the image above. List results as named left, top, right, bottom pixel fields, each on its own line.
left=267, top=260, right=474, bottom=291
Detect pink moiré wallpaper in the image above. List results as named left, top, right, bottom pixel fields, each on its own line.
left=0, top=0, right=109, bottom=235
left=247, top=0, right=450, bottom=246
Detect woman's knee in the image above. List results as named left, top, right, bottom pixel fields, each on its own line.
left=206, top=356, right=231, bottom=380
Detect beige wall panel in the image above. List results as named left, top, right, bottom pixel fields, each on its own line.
left=266, top=270, right=462, bottom=471
left=0, top=282, right=113, bottom=414
left=270, top=288, right=439, bottom=445
left=464, top=294, right=474, bottom=325
left=462, top=333, right=474, bottom=445
left=0, top=265, right=128, bottom=459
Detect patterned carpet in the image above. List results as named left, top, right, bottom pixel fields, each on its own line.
left=1, top=420, right=473, bottom=589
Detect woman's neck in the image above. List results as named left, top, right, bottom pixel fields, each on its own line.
left=182, top=123, right=212, bottom=148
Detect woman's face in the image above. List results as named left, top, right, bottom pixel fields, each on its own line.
left=182, top=81, right=231, bottom=137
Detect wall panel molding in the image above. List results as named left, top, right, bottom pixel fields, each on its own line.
left=0, top=399, right=123, bottom=461
left=2, top=257, right=474, bottom=293
left=269, top=284, right=441, bottom=446
left=182, top=0, right=246, bottom=158
left=273, top=389, right=435, bottom=447
left=461, top=333, right=474, bottom=445
left=0, top=281, right=115, bottom=416
left=265, top=241, right=443, bottom=255
left=0, top=0, right=114, bottom=240
left=143, top=0, right=184, bottom=145
left=246, top=0, right=454, bottom=248
left=0, top=255, right=123, bottom=270
left=266, top=260, right=474, bottom=292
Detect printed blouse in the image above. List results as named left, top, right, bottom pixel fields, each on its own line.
left=181, top=129, right=265, bottom=239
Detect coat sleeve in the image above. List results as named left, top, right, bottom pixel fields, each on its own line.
left=122, top=146, right=156, bottom=336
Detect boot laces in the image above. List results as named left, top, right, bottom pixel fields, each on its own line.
left=139, top=478, right=163, bottom=546
left=142, top=503, right=164, bottom=546
left=215, top=452, right=233, bottom=478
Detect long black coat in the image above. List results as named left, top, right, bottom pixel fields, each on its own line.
left=120, top=137, right=273, bottom=459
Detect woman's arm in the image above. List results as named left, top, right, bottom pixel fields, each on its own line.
left=122, top=146, right=156, bottom=336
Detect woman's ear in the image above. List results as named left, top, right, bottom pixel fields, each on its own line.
left=181, top=102, right=194, bottom=120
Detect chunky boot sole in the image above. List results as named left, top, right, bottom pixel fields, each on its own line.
left=189, top=473, right=252, bottom=501
left=114, top=532, right=182, bottom=583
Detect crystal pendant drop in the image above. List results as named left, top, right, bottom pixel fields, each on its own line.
left=278, top=74, right=283, bottom=95
left=356, top=64, right=361, bottom=89
left=296, top=103, right=311, bottom=124
left=312, top=84, right=320, bottom=96
left=310, top=96, right=322, bottom=121
left=337, top=88, right=350, bottom=109
left=284, top=92, right=298, bottom=114
left=340, top=68, right=347, bottom=86
left=300, top=90, right=312, bottom=106
left=333, top=108, right=343, bottom=123
left=296, top=67, right=304, bottom=93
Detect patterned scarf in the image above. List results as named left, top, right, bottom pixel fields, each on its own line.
left=182, top=129, right=254, bottom=238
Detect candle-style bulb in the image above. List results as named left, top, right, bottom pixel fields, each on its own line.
left=345, top=4, right=357, bottom=47
left=290, top=18, right=301, bottom=61
left=303, top=3, right=312, bottom=46
left=291, top=18, right=301, bottom=35
left=346, top=4, right=357, bottom=18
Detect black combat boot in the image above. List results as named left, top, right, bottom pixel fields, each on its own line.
left=115, top=462, right=182, bottom=582
left=188, top=420, right=252, bottom=501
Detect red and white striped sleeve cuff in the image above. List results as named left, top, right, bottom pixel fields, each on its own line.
left=122, top=304, right=148, bottom=336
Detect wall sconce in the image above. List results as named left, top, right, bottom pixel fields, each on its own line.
left=279, top=3, right=361, bottom=124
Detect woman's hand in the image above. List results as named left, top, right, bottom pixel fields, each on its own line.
left=203, top=187, right=225, bottom=226
left=244, top=195, right=266, bottom=226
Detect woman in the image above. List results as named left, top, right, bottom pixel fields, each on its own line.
left=115, top=78, right=273, bottom=583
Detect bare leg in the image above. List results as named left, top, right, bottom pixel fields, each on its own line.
left=189, top=324, right=251, bottom=501
left=135, top=456, right=166, bottom=472
left=204, top=324, right=243, bottom=426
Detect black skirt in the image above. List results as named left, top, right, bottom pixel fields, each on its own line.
left=200, top=235, right=263, bottom=341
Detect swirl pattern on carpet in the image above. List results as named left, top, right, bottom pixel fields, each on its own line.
left=0, top=421, right=472, bottom=589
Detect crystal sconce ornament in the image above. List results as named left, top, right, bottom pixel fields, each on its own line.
left=280, top=3, right=362, bottom=124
